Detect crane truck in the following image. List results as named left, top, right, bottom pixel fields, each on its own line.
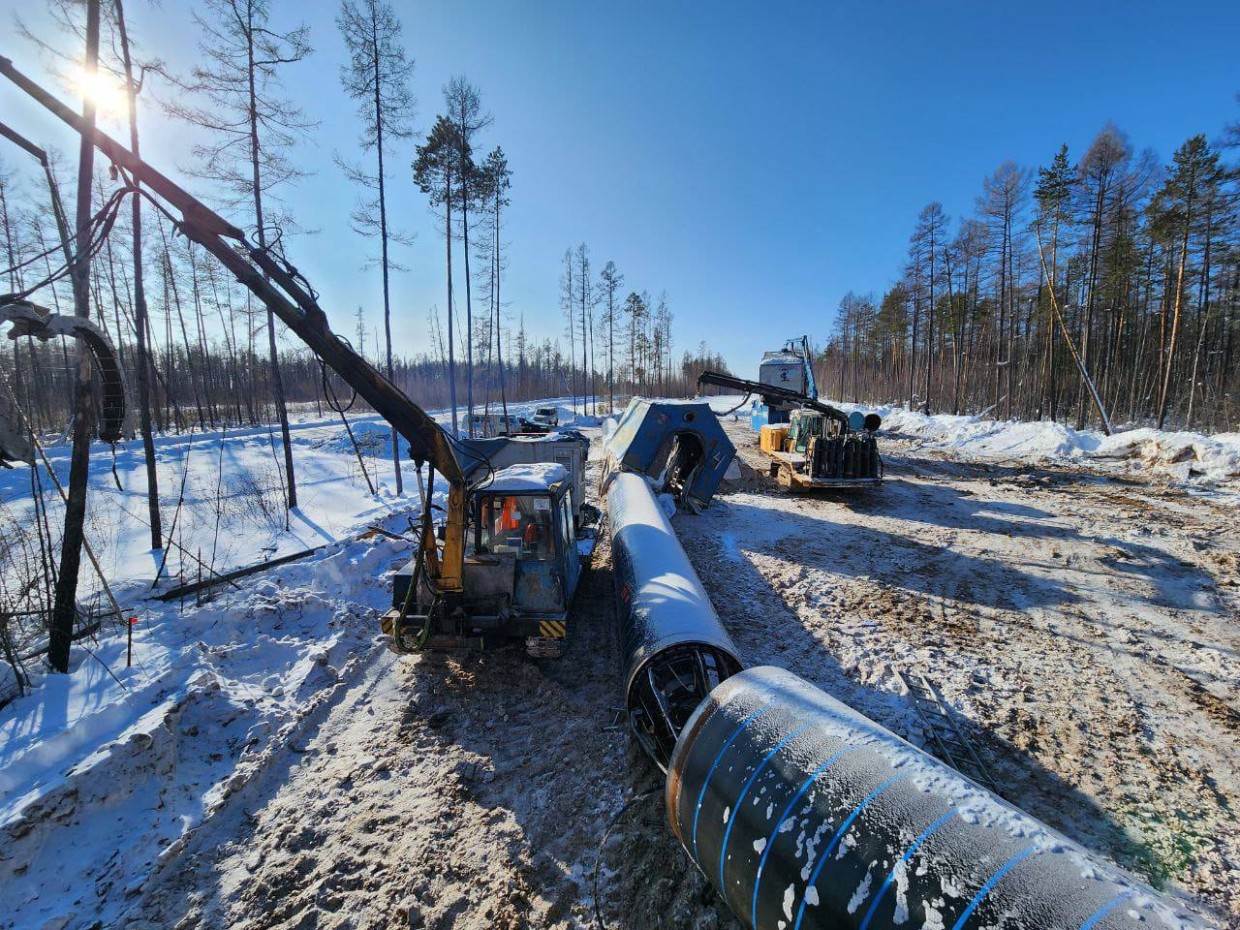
left=1, top=56, right=589, bottom=659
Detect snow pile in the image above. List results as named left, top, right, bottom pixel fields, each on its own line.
left=1091, top=428, right=1240, bottom=483
left=870, top=405, right=1240, bottom=485
left=484, top=462, right=568, bottom=491
left=0, top=532, right=409, bottom=930
left=325, top=417, right=392, bottom=454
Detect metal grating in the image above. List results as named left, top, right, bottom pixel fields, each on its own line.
left=898, top=670, right=1001, bottom=794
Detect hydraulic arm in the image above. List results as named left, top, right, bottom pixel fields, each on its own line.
left=0, top=299, right=126, bottom=464
left=0, top=56, right=469, bottom=591
left=696, top=370, right=850, bottom=429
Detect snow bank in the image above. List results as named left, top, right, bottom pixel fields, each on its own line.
left=870, top=405, right=1240, bottom=485
left=0, top=407, right=478, bottom=929
left=0, top=523, right=413, bottom=930
left=702, top=392, right=1239, bottom=487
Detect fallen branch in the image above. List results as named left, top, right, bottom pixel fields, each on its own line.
left=154, top=545, right=324, bottom=602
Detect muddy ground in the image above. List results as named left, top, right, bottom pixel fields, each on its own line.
left=120, top=427, right=1237, bottom=929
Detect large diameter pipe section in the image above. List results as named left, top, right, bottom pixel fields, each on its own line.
left=607, top=471, right=744, bottom=770
left=668, top=666, right=1211, bottom=930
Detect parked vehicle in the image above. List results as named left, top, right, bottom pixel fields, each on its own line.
left=530, top=406, right=559, bottom=429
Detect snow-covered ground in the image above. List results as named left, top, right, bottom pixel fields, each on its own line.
left=1, top=395, right=1235, bottom=929
left=0, top=397, right=607, bottom=930
left=684, top=407, right=1238, bottom=925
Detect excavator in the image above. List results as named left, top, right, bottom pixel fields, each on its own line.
left=0, top=56, right=586, bottom=659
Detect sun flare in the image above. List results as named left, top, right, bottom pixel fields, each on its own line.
left=67, top=64, right=128, bottom=118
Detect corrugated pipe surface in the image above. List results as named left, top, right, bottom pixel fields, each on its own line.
left=667, top=666, right=1211, bottom=930
left=607, top=471, right=743, bottom=769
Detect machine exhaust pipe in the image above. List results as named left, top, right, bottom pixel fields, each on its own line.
left=667, top=666, right=1211, bottom=930
left=607, top=471, right=743, bottom=769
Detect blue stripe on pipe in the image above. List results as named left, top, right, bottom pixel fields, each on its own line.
left=792, top=772, right=907, bottom=930
left=750, top=744, right=859, bottom=928
left=950, top=845, right=1040, bottom=930
left=858, top=807, right=959, bottom=930
left=717, top=722, right=813, bottom=890
left=1078, top=890, right=1136, bottom=930
left=691, top=703, right=773, bottom=857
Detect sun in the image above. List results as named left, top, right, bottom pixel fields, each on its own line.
left=67, top=64, right=129, bottom=119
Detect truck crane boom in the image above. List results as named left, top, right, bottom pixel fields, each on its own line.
left=0, top=55, right=471, bottom=592
left=696, top=370, right=850, bottom=428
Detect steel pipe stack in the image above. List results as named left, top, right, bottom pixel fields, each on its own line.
left=606, top=471, right=743, bottom=768
left=667, top=666, right=1211, bottom=930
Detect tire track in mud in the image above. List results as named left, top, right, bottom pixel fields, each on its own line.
left=123, top=503, right=735, bottom=930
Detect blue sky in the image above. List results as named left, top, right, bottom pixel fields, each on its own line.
left=3, top=0, right=1239, bottom=375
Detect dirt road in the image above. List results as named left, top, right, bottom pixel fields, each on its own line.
left=119, top=425, right=1236, bottom=929
left=120, top=461, right=736, bottom=930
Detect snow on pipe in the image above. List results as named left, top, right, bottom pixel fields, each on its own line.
left=606, top=471, right=744, bottom=770
left=667, top=666, right=1212, bottom=930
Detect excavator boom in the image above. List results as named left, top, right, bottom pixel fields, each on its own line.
left=0, top=55, right=467, bottom=590
left=696, top=370, right=849, bottom=427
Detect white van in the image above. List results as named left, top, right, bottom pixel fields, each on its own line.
left=530, top=407, right=559, bottom=429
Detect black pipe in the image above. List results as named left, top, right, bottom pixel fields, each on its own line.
left=667, top=666, right=1214, bottom=930
left=607, top=471, right=743, bottom=769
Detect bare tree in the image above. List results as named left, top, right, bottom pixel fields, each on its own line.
left=476, top=146, right=511, bottom=423
left=109, top=0, right=164, bottom=549
left=597, top=260, right=623, bottom=412
left=169, top=0, right=314, bottom=512
left=49, top=0, right=102, bottom=674
left=337, top=0, right=414, bottom=491
left=575, top=242, right=592, bottom=412
left=978, top=161, right=1031, bottom=417
left=560, top=247, right=575, bottom=407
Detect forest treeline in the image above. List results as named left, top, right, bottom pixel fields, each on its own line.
left=819, top=119, right=1240, bottom=434
left=0, top=0, right=728, bottom=476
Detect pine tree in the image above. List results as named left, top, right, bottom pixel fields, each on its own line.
left=413, top=115, right=462, bottom=433
left=442, top=77, right=491, bottom=435
left=1149, top=135, right=1222, bottom=427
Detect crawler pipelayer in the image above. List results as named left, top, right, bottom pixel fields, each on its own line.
left=697, top=369, right=884, bottom=489
left=1, top=57, right=586, bottom=660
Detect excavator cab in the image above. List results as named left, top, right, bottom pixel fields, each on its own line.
left=385, top=463, right=584, bottom=658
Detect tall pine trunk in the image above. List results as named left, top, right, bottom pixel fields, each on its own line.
left=50, top=0, right=101, bottom=674
left=247, top=7, right=296, bottom=512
